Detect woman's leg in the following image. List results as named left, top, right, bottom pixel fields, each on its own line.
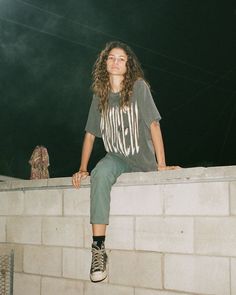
left=89, top=153, right=131, bottom=282
left=90, top=153, right=131, bottom=225
left=92, top=224, right=106, bottom=236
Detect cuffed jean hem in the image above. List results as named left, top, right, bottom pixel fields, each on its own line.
left=90, top=219, right=109, bottom=225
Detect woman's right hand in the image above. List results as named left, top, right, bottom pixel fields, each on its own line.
left=72, top=170, right=89, bottom=189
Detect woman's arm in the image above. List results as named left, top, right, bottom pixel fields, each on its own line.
left=150, top=121, right=179, bottom=171
left=79, top=132, right=95, bottom=172
left=72, top=132, right=95, bottom=188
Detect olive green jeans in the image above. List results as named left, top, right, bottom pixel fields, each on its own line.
left=90, top=153, right=132, bottom=224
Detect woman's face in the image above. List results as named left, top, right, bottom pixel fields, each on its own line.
left=106, top=48, right=128, bottom=76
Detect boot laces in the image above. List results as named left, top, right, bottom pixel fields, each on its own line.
left=91, top=246, right=106, bottom=272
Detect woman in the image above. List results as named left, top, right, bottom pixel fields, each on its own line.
left=72, top=41, right=179, bottom=283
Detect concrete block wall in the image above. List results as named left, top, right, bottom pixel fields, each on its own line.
left=0, top=166, right=236, bottom=295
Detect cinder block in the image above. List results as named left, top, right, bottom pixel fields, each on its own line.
left=47, top=177, right=73, bottom=187
left=136, top=217, right=194, bottom=253
left=204, top=166, right=236, bottom=179
left=109, top=250, right=162, bottom=289
left=195, top=217, right=236, bottom=256
left=64, top=188, right=90, bottom=216
left=107, top=217, right=134, bottom=250
left=7, top=217, right=41, bottom=244
left=230, top=182, right=236, bottom=215
left=0, top=217, right=6, bottom=242
left=24, top=245, right=61, bottom=276
left=24, top=189, right=62, bottom=215
left=42, top=217, right=84, bottom=247
left=84, top=217, right=92, bottom=248
left=0, top=181, right=11, bottom=190
left=110, top=185, right=163, bottom=215
left=0, top=243, right=24, bottom=272
left=63, top=248, right=91, bottom=280
left=11, top=179, right=48, bottom=189
left=135, top=288, right=192, bottom=295
left=84, top=217, right=134, bottom=250
left=231, top=258, right=236, bottom=295
left=41, top=277, right=83, bottom=295
left=0, top=191, right=24, bottom=215
left=84, top=282, right=134, bottom=295
left=14, top=273, right=40, bottom=295
left=164, top=254, right=230, bottom=295
left=164, top=182, right=229, bottom=215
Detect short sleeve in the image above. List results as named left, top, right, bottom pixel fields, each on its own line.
left=134, top=80, right=161, bottom=128
left=85, top=95, right=102, bottom=138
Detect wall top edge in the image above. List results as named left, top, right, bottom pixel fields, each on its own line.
left=0, top=165, right=236, bottom=191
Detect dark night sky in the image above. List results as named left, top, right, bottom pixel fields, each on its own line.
left=0, top=0, right=235, bottom=179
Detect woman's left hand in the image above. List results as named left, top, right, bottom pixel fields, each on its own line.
left=157, top=165, right=181, bottom=171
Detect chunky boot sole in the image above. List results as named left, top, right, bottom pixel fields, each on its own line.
left=90, top=270, right=107, bottom=283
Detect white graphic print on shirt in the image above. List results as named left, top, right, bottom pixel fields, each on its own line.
left=100, top=101, right=140, bottom=157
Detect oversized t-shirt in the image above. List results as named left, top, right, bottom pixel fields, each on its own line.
left=85, top=79, right=161, bottom=172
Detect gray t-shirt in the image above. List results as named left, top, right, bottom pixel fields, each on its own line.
left=85, top=79, right=161, bottom=172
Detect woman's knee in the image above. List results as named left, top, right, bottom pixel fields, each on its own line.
left=91, top=164, right=114, bottom=183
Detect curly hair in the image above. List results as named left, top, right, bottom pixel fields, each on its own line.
left=92, top=41, right=145, bottom=112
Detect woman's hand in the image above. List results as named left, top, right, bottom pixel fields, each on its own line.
left=72, top=170, right=89, bottom=189
left=157, top=165, right=181, bottom=171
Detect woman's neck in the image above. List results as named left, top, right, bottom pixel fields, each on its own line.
left=109, top=75, right=124, bottom=93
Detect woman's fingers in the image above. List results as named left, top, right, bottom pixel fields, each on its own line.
left=72, top=173, right=80, bottom=188
left=72, top=171, right=89, bottom=188
left=72, top=172, right=81, bottom=188
left=158, top=165, right=181, bottom=171
left=168, top=165, right=181, bottom=170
